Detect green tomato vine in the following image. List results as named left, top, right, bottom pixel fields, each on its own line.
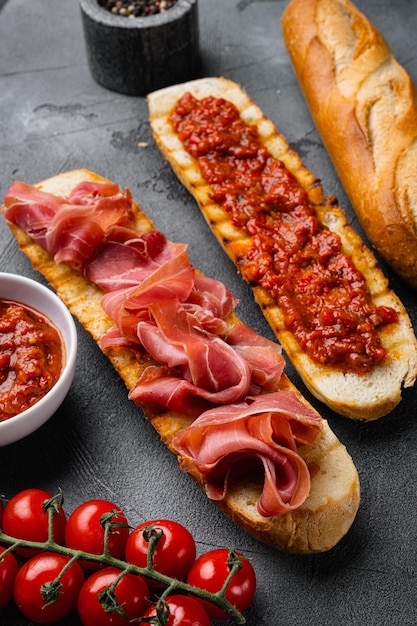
left=0, top=491, right=249, bottom=624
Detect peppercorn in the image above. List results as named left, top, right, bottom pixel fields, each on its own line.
left=98, top=0, right=178, bottom=17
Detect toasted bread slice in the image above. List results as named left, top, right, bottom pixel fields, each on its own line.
left=147, top=77, right=417, bottom=421
left=2, top=169, right=359, bottom=553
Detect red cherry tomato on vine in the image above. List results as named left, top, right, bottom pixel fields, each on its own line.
left=186, top=548, right=257, bottom=619
left=0, top=546, right=19, bottom=608
left=77, top=566, right=150, bottom=626
left=65, top=499, right=129, bottom=570
left=141, top=595, right=211, bottom=626
left=0, top=497, right=4, bottom=527
left=125, top=519, right=196, bottom=584
left=2, top=488, right=66, bottom=558
left=13, top=552, right=85, bottom=623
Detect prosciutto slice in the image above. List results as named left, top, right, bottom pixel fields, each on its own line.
left=99, top=250, right=195, bottom=342
left=4, top=181, right=134, bottom=271
left=129, top=365, right=246, bottom=416
left=226, top=324, right=285, bottom=391
left=128, top=299, right=252, bottom=412
left=85, top=227, right=190, bottom=292
left=189, top=274, right=238, bottom=318
left=173, top=392, right=323, bottom=516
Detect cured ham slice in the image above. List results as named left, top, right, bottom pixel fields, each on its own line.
left=128, top=299, right=251, bottom=412
left=3, top=182, right=63, bottom=250
left=85, top=227, right=190, bottom=292
left=98, top=250, right=194, bottom=341
left=190, top=274, right=238, bottom=318
left=4, top=181, right=134, bottom=271
left=129, top=365, right=247, bottom=416
left=173, top=392, right=323, bottom=516
left=225, top=324, right=285, bottom=391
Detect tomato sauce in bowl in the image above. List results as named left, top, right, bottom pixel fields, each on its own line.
left=0, top=299, right=64, bottom=422
left=0, top=273, right=77, bottom=446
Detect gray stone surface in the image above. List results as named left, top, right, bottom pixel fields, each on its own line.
left=0, top=0, right=416, bottom=624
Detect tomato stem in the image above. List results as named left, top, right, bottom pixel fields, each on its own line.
left=220, top=548, right=243, bottom=594
left=42, top=489, right=64, bottom=544
left=142, top=523, right=164, bottom=570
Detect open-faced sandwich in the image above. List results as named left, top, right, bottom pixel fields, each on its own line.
left=147, top=76, right=417, bottom=421
left=2, top=169, right=360, bottom=554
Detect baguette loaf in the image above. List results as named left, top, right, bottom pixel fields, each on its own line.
left=2, top=169, right=360, bottom=554
left=281, top=0, right=417, bottom=289
left=147, top=76, right=417, bottom=421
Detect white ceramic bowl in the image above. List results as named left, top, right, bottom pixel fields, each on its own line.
left=0, top=273, right=77, bottom=446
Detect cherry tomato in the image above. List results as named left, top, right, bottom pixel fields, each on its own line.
left=0, top=497, right=4, bottom=527
left=14, top=552, right=85, bottom=623
left=2, top=488, right=66, bottom=558
left=125, top=519, right=196, bottom=585
left=65, top=499, right=129, bottom=570
left=141, top=595, right=211, bottom=626
left=77, top=566, right=150, bottom=626
left=186, top=548, right=257, bottom=619
left=0, top=546, right=19, bottom=608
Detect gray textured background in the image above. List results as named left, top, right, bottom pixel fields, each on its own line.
left=0, top=0, right=416, bottom=624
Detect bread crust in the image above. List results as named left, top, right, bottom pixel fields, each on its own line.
left=281, top=0, right=417, bottom=289
left=2, top=168, right=360, bottom=554
left=147, top=76, right=417, bottom=421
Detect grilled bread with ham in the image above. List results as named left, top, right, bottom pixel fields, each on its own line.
left=281, top=0, right=417, bottom=290
left=2, top=168, right=360, bottom=554
left=147, top=77, right=417, bottom=421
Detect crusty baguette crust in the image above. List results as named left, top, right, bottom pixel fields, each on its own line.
left=2, top=168, right=360, bottom=554
left=147, top=76, right=417, bottom=421
left=281, top=0, right=417, bottom=289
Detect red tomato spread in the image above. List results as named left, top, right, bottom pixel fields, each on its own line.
left=169, top=93, right=398, bottom=373
left=0, top=299, right=64, bottom=421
